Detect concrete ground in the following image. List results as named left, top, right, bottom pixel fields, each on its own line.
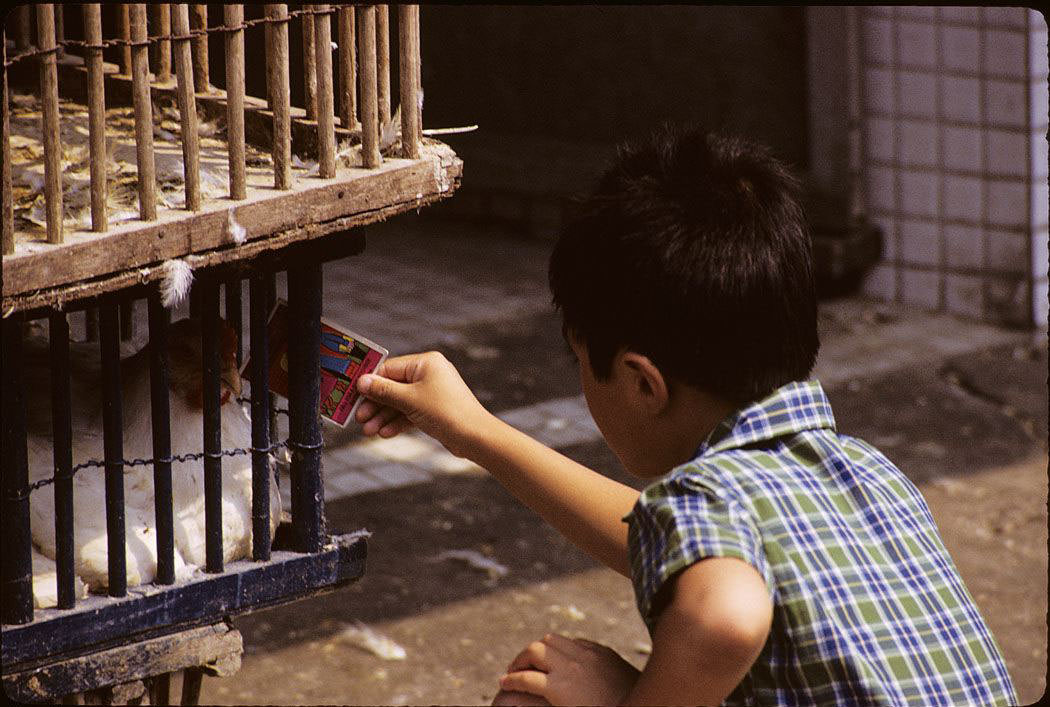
left=193, top=215, right=1046, bottom=706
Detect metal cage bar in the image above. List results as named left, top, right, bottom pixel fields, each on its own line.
left=148, top=292, right=177, bottom=586
left=99, top=296, right=128, bottom=598
left=225, top=278, right=244, bottom=367
left=49, top=311, right=77, bottom=609
left=2, top=316, right=34, bottom=625
left=287, top=264, right=325, bottom=553
left=201, top=278, right=224, bottom=573
left=249, top=274, right=272, bottom=561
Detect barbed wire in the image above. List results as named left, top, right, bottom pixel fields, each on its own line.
left=4, top=5, right=349, bottom=69
left=24, top=397, right=294, bottom=495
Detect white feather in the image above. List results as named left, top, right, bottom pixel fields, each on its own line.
left=159, top=259, right=194, bottom=309
left=226, top=208, right=247, bottom=245
left=337, top=621, right=407, bottom=660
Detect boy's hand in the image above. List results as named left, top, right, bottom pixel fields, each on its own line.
left=497, top=634, right=639, bottom=707
left=355, top=351, right=491, bottom=457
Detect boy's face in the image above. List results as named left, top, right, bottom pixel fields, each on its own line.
left=569, top=334, right=653, bottom=478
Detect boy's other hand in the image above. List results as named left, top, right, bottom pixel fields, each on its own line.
left=355, top=351, right=490, bottom=457
left=498, top=634, right=639, bottom=706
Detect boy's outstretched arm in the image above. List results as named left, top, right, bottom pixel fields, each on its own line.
left=355, top=352, right=640, bottom=576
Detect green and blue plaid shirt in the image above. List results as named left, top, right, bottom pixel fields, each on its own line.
left=625, top=381, right=1017, bottom=706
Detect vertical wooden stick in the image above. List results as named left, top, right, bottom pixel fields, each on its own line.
left=172, top=3, right=201, bottom=210
left=190, top=4, right=209, bottom=92
left=54, top=4, right=65, bottom=60
left=37, top=4, right=63, bottom=244
left=302, top=6, right=317, bottom=120
left=84, top=4, right=108, bottom=232
left=415, top=5, right=422, bottom=137
left=397, top=4, right=420, bottom=159
left=264, top=9, right=274, bottom=109
left=267, top=4, right=292, bottom=190
left=15, top=6, right=32, bottom=51
left=154, top=4, right=172, bottom=84
left=377, top=5, right=390, bottom=127
left=314, top=4, right=335, bottom=178
left=130, top=3, right=157, bottom=221
left=357, top=5, right=379, bottom=168
left=337, top=6, right=357, bottom=131
left=120, top=5, right=132, bottom=76
left=3, top=32, right=14, bottom=255
left=225, top=4, right=246, bottom=200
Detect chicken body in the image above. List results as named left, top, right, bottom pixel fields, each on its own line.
left=23, top=319, right=281, bottom=604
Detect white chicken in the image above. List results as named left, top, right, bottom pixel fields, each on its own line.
left=24, top=317, right=281, bottom=605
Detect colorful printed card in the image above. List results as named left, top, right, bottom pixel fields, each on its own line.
left=242, top=299, right=388, bottom=427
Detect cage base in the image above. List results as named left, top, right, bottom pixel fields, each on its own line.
left=1, top=531, right=366, bottom=671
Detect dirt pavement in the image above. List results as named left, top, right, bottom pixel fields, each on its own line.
left=194, top=219, right=1046, bottom=706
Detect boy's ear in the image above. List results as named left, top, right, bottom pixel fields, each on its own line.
left=620, top=352, right=670, bottom=414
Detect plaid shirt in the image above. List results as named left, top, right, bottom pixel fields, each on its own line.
left=625, top=381, right=1017, bottom=706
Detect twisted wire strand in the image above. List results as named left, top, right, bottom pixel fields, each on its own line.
left=4, top=5, right=345, bottom=69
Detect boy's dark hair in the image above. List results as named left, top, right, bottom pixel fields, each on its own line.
left=549, top=125, right=819, bottom=406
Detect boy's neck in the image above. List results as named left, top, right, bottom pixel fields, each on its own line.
left=639, top=387, right=735, bottom=479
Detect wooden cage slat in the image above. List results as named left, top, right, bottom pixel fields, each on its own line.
left=415, top=5, right=422, bottom=136
left=120, top=5, right=132, bottom=76
left=190, top=4, right=210, bottom=92
left=1, top=317, right=34, bottom=625
left=15, top=6, right=33, bottom=51
left=3, top=31, right=13, bottom=255
left=48, top=311, right=77, bottom=610
left=314, top=4, right=336, bottom=179
left=337, top=7, right=358, bottom=131
left=264, top=9, right=274, bottom=110
left=37, top=3, right=64, bottom=244
left=357, top=5, right=380, bottom=169
left=83, top=4, right=109, bottom=233
left=154, top=3, right=172, bottom=84
left=398, top=4, right=421, bottom=160
left=54, top=4, right=65, bottom=59
left=99, top=297, right=128, bottom=599
left=267, top=4, right=293, bottom=190
left=172, top=3, right=201, bottom=211
left=130, top=3, right=158, bottom=222
left=224, top=4, right=247, bottom=200
left=147, top=293, right=176, bottom=586
left=302, top=6, right=317, bottom=121
left=377, top=5, right=391, bottom=127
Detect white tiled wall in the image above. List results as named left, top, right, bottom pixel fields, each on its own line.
left=850, top=6, right=1049, bottom=329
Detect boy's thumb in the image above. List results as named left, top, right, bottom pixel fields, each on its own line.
left=357, top=373, right=410, bottom=409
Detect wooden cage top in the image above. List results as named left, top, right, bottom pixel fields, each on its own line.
left=2, top=4, right=462, bottom=316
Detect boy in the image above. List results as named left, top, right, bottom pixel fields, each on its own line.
left=354, top=126, right=1017, bottom=706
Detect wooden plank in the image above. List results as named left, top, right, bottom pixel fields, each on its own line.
left=3, top=622, right=242, bottom=703
left=1, top=533, right=366, bottom=669
left=3, top=145, right=461, bottom=302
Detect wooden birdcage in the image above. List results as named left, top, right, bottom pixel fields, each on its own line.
left=1, top=4, right=460, bottom=703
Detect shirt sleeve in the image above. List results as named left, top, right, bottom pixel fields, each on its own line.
left=625, top=471, right=773, bottom=632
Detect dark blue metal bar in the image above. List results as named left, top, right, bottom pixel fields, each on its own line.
left=287, top=264, right=325, bottom=553
left=225, top=278, right=243, bottom=367
left=249, top=274, right=272, bottom=561
left=119, top=298, right=134, bottom=342
left=48, top=311, right=77, bottom=609
left=265, top=273, right=278, bottom=451
left=99, top=297, right=127, bottom=598
left=201, top=278, right=224, bottom=573
left=148, top=292, right=176, bottom=586
left=2, top=315, right=34, bottom=625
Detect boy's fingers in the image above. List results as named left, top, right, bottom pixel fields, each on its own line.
left=499, top=670, right=549, bottom=698
left=371, top=353, right=424, bottom=383
left=507, top=641, right=550, bottom=673
left=378, top=417, right=411, bottom=438
left=362, top=406, right=402, bottom=436
left=357, top=373, right=412, bottom=409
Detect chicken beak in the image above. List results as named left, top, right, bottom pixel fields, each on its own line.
left=222, top=360, right=243, bottom=398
